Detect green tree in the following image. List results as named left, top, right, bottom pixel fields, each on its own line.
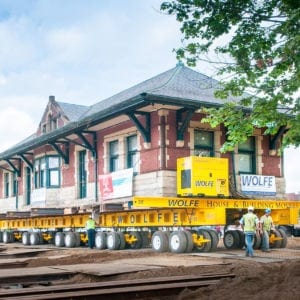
left=161, top=0, right=300, bottom=152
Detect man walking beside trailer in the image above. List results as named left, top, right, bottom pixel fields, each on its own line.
left=86, top=215, right=96, bottom=249
left=240, top=206, right=260, bottom=257
left=260, top=208, right=274, bottom=252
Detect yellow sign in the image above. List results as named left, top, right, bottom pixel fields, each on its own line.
left=133, top=196, right=300, bottom=210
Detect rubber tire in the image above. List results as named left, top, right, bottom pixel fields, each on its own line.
left=30, top=232, right=40, bottom=245
left=270, top=229, right=282, bottom=248
left=253, top=232, right=262, bottom=249
left=55, top=232, right=65, bottom=247
left=141, top=231, right=150, bottom=248
left=236, top=230, right=245, bottom=249
left=223, top=230, right=240, bottom=249
left=184, top=230, right=194, bottom=253
left=22, top=232, right=31, bottom=245
left=10, top=231, right=15, bottom=243
left=74, top=232, right=81, bottom=247
left=47, top=232, right=55, bottom=244
left=65, top=232, right=76, bottom=248
left=151, top=231, right=169, bottom=252
left=169, top=231, right=188, bottom=253
left=118, top=232, right=126, bottom=250
left=205, top=229, right=219, bottom=252
left=3, top=231, right=14, bottom=243
left=40, top=232, right=45, bottom=244
left=106, top=232, right=121, bottom=250
left=278, top=225, right=292, bottom=237
left=128, top=231, right=143, bottom=249
left=278, top=228, right=288, bottom=248
left=95, top=232, right=107, bottom=249
left=194, top=229, right=212, bottom=252
left=207, top=229, right=220, bottom=244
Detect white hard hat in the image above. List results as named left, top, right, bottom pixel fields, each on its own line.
left=248, top=206, right=254, bottom=211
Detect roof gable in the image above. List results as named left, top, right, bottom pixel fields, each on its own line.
left=37, top=96, right=89, bottom=136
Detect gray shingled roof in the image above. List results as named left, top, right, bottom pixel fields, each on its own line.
left=82, top=63, right=236, bottom=118
left=0, top=64, right=245, bottom=159
left=57, top=102, right=89, bottom=122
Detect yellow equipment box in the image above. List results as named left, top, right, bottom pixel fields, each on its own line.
left=177, top=156, right=229, bottom=197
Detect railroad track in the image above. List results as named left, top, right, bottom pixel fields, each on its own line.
left=0, top=273, right=235, bottom=299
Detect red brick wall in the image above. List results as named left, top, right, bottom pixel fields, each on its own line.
left=62, top=144, right=75, bottom=187
left=150, top=112, right=160, bottom=148
left=140, top=148, right=161, bottom=172
left=97, top=131, right=104, bottom=175
left=140, top=112, right=160, bottom=173
left=88, top=151, right=96, bottom=182
left=261, top=136, right=281, bottom=176
left=166, top=111, right=190, bottom=170
left=33, top=145, right=53, bottom=156
left=18, top=167, right=23, bottom=195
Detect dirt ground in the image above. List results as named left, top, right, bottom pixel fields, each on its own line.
left=1, top=237, right=299, bottom=300
left=14, top=237, right=298, bottom=300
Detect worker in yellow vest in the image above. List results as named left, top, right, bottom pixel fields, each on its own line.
left=239, top=206, right=260, bottom=257
left=86, top=215, right=97, bottom=249
left=260, top=208, right=274, bottom=252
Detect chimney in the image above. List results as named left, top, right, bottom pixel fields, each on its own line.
left=49, top=95, right=55, bottom=102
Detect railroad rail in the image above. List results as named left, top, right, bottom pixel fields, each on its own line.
left=0, top=273, right=235, bottom=299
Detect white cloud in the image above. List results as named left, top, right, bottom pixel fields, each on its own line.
left=0, top=73, right=7, bottom=85
left=284, top=147, right=300, bottom=193
left=0, top=107, right=36, bottom=152
left=0, top=17, right=39, bottom=70
left=0, top=0, right=299, bottom=194
left=45, top=27, right=84, bottom=58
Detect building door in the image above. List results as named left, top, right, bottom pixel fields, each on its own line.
left=78, top=150, right=87, bottom=198
left=25, top=167, right=31, bottom=205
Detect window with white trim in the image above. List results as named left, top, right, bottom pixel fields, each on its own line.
left=12, top=173, right=18, bottom=196
left=34, top=156, right=60, bottom=188
left=105, top=133, right=140, bottom=174
left=194, top=130, right=214, bottom=157
left=4, top=173, right=9, bottom=198
left=127, top=135, right=138, bottom=173
left=109, top=140, right=119, bottom=172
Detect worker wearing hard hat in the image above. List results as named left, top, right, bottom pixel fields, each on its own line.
left=239, top=206, right=260, bottom=257
left=86, top=214, right=97, bottom=249
left=260, top=208, right=274, bottom=252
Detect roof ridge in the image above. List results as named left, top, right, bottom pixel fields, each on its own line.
left=144, top=62, right=185, bottom=94
left=81, top=64, right=184, bottom=118
left=57, top=101, right=89, bottom=108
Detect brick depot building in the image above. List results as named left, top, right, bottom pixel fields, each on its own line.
left=0, top=64, right=286, bottom=213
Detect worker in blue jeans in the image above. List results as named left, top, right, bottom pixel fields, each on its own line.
left=86, top=215, right=96, bottom=249
left=260, top=208, right=274, bottom=252
left=239, top=206, right=260, bottom=257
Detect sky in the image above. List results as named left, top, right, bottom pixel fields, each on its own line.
left=0, top=0, right=299, bottom=193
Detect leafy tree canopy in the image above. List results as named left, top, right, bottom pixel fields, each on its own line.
left=161, top=0, right=300, bottom=152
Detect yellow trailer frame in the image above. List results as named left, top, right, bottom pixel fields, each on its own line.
left=0, top=197, right=299, bottom=231
left=0, top=213, right=90, bottom=231
left=0, top=196, right=299, bottom=253
left=131, top=196, right=300, bottom=226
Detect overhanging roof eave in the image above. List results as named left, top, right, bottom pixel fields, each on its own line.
left=0, top=95, right=147, bottom=160
left=142, top=92, right=229, bottom=110
left=142, top=93, right=258, bottom=114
